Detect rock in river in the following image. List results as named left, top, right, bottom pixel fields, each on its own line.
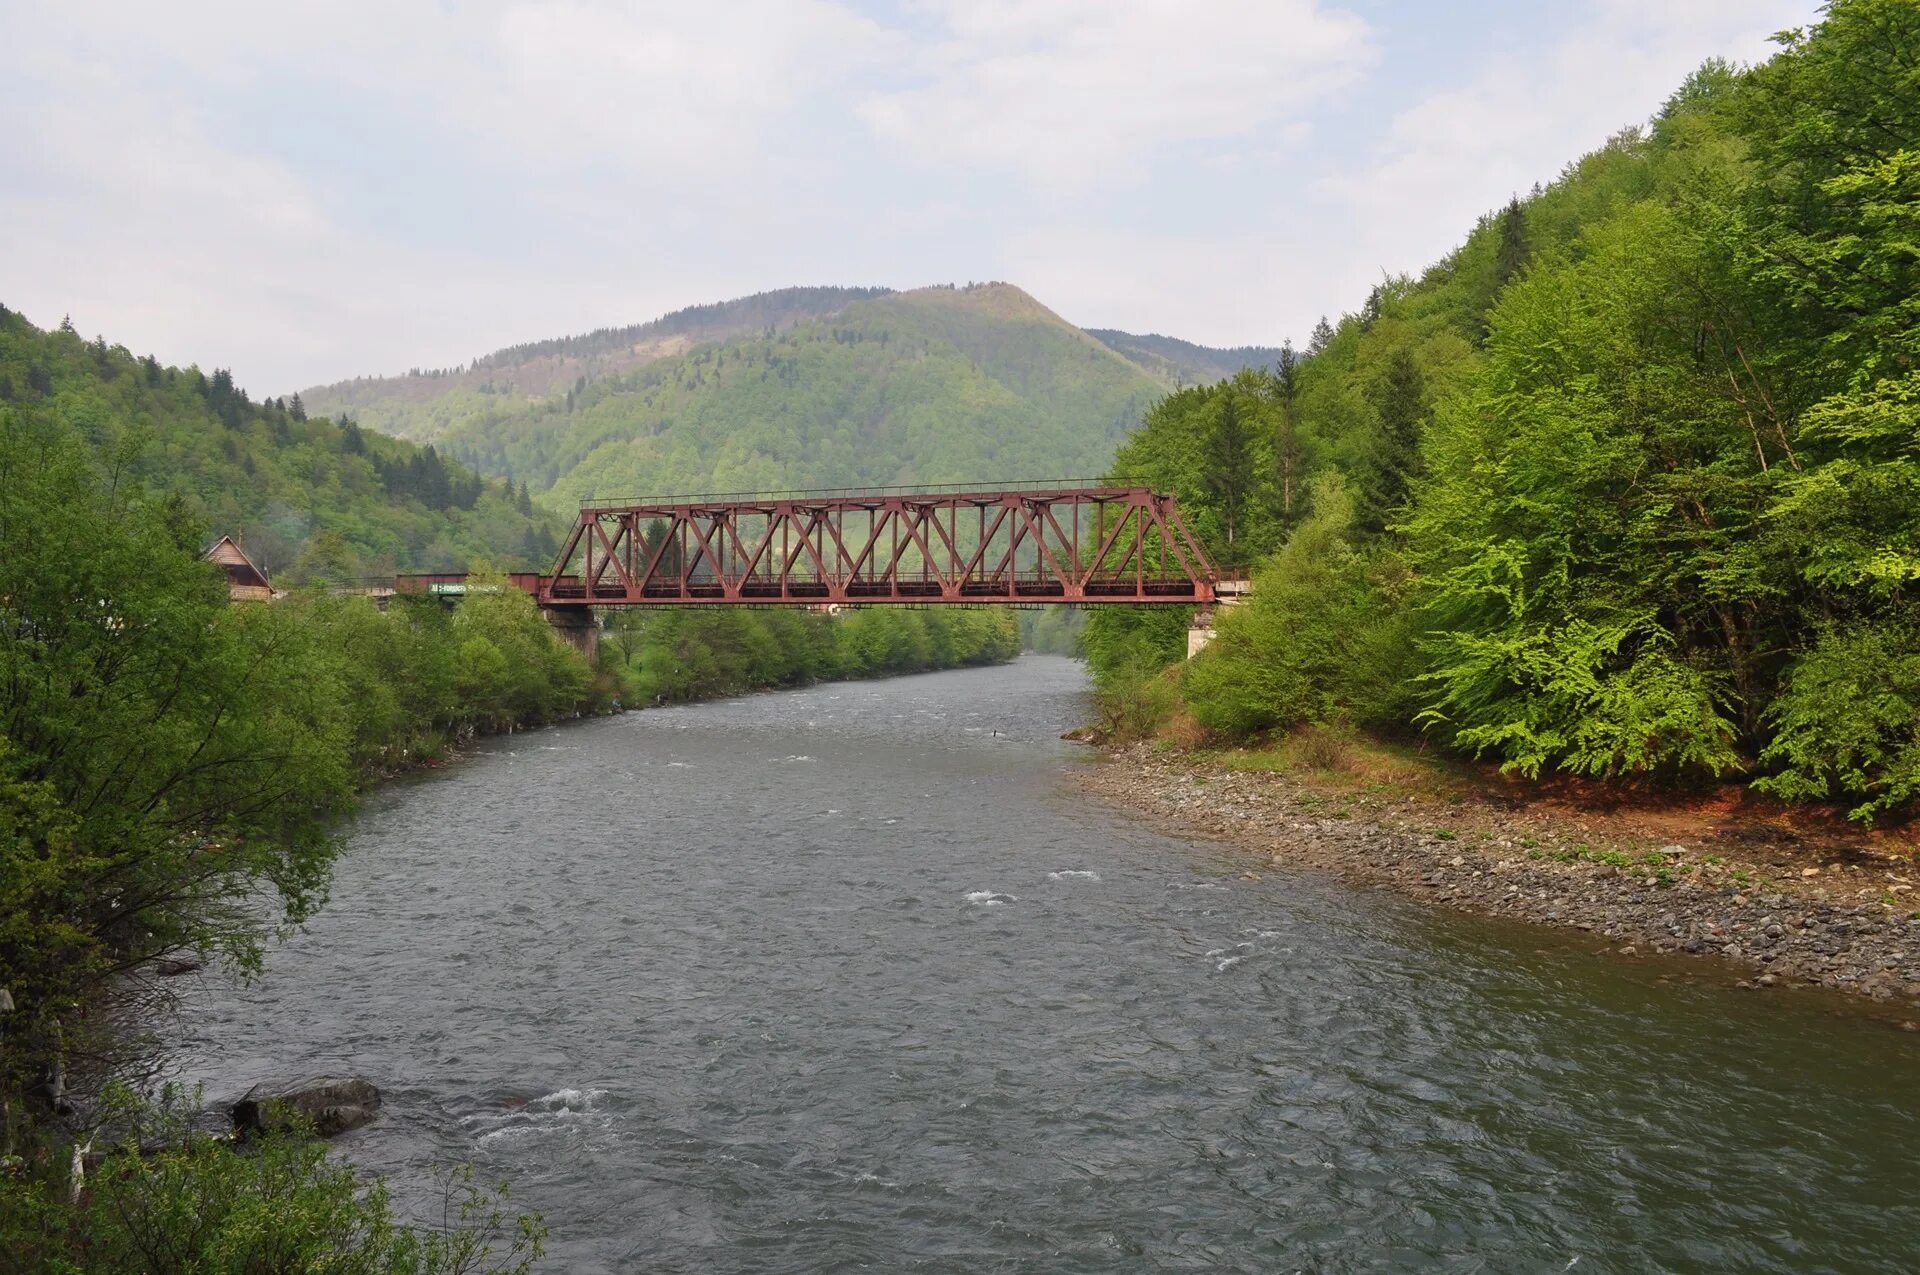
left=232, top=1075, right=381, bottom=1137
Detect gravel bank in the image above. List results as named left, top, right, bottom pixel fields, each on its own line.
left=1078, top=743, right=1920, bottom=1010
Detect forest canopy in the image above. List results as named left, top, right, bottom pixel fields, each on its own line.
left=1089, top=0, right=1920, bottom=821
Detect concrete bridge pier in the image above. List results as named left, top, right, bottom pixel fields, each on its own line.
left=542, top=606, right=599, bottom=662
left=1187, top=579, right=1251, bottom=659
left=1188, top=606, right=1216, bottom=659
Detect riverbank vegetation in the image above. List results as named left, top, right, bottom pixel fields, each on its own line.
left=0, top=362, right=1022, bottom=1260
left=0, top=398, right=573, bottom=1263
left=601, top=606, right=1021, bottom=705
left=1089, top=1, right=1920, bottom=824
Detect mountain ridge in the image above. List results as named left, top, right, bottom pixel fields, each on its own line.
left=299, top=282, right=1287, bottom=513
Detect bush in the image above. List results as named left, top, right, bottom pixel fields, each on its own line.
left=1184, top=475, right=1416, bottom=738
left=0, top=1091, right=544, bottom=1274
left=1091, top=656, right=1182, bottom=743
left=1756, top=625, right=1920, bottom=822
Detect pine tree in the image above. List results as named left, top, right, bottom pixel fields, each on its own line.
left=1203, top=394, right=1253, bottom=551
left=1358, top=348, right=1426, bottom=534
left=1271, top=342, right=1303, bottom=524
left=288, top=392, right=306, bottom=422
left=1307, top=315, right=1334, bottom=356
left=1494, top=197, right=1531, bottom=288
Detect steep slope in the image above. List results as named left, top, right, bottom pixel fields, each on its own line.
left=302, top=286, right=892, bottom=444
left=429, top=283, right=1168, bottom=505
left=1087, top=329, right=1285, bottom=385
left=0, top=306, right=561, bottom=579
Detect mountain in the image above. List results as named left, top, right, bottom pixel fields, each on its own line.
left=303, top=286, right=893, bottom=446
left=301, top=284, right=1277, bottom=506
left=1086, top=330, right=1284, bottom=385
left=0, top=305, right=561, bottom=580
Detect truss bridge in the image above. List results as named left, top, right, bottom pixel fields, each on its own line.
left=531, top=483, right=1218, bottom=608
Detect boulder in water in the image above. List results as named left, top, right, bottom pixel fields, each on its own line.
left=232, top=1076, right=381, bottom=1138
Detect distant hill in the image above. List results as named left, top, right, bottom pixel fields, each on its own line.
left=302, top=283, right=1276, bottom=508
left=303, top=286, right=893, bottom=444
left=1087, top=329, right=1284, bottom=385
left=420, top=283, right=1167, bottom=506
left=0, top=305, right=562, bottom=579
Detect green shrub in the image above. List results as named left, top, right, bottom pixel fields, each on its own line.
left=1756, top=625, right=1920, bottom=822
left=1091, top=657, right=1182, bottom=743
left=1184, top=474, right=1416, bottom=738
left=0, top=1092, right=543, bottom=1274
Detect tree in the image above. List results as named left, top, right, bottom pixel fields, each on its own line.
left=1270, top=342, right=1304, bottom=524
left=1185, top=473, right=1412, bottom=735
left=1357, top=348, right=1425, bottom=534
left=1493, top=197, right=1531, bottom=289
left=1307, top=315, right=1334, bottom=355
left=0, top=406, right=353, bottom=1091
left=1203, top=392, right=1253, bottom=551
left=288, top=391, right=307, bottom=421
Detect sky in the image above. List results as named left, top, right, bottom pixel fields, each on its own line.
left=0, top=0, right=1822, bottom=395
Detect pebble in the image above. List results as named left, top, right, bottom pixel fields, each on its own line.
left=1079, top=743, right=1920, bottom=1009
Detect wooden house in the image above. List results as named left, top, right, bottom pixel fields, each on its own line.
left=204, top=535, right=274, bottom=602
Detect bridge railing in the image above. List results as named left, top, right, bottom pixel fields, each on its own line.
left=575, top=478, right=1154, bottom=510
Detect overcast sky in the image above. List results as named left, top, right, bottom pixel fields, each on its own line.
left=1, top=0, right=1820, bottom=395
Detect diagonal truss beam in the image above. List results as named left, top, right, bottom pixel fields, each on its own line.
left=538, top=486, right=1216, bottom=607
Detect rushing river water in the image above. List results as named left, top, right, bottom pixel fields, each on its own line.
left=165, top=656, right=1919, bottom=1273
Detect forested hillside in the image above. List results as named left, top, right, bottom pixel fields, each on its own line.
left=422, top=283, right=1165, bottom=504
left=1091, top=0, right=1920, bottom=822
left=306, top=283, right=1287, bottom=507
left=304, top=286, right=893, bottom=445
left=1086, top=329, right=1286, bottom=386
left=0, top=307, right=562, bottom=580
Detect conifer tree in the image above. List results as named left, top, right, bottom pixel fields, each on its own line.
left=1358, top=348, right=1425, bottom=534
left=1271, top=342, right=1303, bottom=524
left=1494, top=197, right=1531, bottom=288
left=1203, top=393, right=1253, bottom=550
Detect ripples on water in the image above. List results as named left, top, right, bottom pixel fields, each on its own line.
left=164, top=657, right=1920, bottom=1273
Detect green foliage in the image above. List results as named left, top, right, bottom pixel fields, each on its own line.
left=0, top=307, right=563, bottom=581
left=0, top=408, right=351, bottom=1077
left=1090, top=658, right=1182, bottom=744
left=1407, top=199, right=1767, bottom=776
left=1756, top=625, right=1920, bottom=822
left=1021, top=606, right=1085, bottom=657
left=314, top=285, right=1165, bottom=507
left=599, top=606, right=1019, bottom=705
left=1184, top=475, right=1415, bottom=736
left=1356, top=348, right=1425, bottom=535
left=1087, top=1, right=1920, bottom=815
left=1202, top=394, right=1253, bottom=549
left=0, top=1090, right=543, bottom=1274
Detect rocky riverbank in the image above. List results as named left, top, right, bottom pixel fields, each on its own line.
left=1078, top=742, right=1920, bottom=1011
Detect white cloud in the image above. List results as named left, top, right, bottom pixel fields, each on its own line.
left=0, top=0, right=897, bottom=389
left=472, top=2, right=894, bottom=182
left=997, top=224, right=1314, bottom=350
left=859, top=0, right=1375, bottom=191
left=0, top=0, right=1831, bottom=392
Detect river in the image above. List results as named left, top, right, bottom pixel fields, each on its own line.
left=164, top=656, right=1919, bottom=1273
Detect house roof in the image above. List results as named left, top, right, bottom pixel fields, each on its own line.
left=203, top=535, right=271, bottom=590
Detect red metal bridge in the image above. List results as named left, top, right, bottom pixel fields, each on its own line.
left=394, top=484, right=1219, bottom=609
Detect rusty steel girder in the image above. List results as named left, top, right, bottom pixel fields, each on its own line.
left=535, top=485, right=1217, bottom=607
